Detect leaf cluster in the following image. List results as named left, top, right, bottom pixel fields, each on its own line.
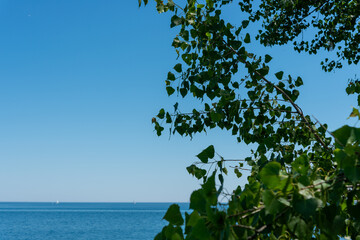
left=238, top=0, right=360, bottom=72
left=139, top=0, right=360, bottom=239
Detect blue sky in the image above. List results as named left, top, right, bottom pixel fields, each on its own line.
left=0, top=0, right=358, bottom=202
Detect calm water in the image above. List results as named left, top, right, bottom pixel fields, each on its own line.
left=0, top=202, right=189, bottom=240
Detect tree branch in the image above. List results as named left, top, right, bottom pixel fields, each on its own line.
left=223, top=40, right=329, bottom=150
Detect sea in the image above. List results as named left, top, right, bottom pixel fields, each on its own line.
left=0, top=202, right=189, bottom=240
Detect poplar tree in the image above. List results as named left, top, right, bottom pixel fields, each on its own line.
left=140, top=1, right=360, bottom=239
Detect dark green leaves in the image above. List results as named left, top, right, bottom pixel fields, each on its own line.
left=275, top=71, right=284, bottom=80
left=170, top=15, right=182, bottom=28
left=265, top=54, right=272, bottom=63
left=187, top=164, right=206, bottom=179
left=157, top=108, right=165, bottom=119
left=145, top=0, right=360, bottom=238
left=242, top=20, right=249, bottom=28
left=167, top=72, right=176, bottom=81
left=244, top=33, right=250, bottom=43
left=163, top=204, right=184, bottom=226
left=196, top=145, right=215, bottom=163
left=174, top=63, right=182, bottom=73
left=210, top=111, right=222, bottom=122
left=166, top=86, right=175, bottom=96
left=295, top=77, right=303, bottom=87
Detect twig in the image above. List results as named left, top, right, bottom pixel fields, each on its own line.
left=247, top=208, right=289, bottom=240
left=312, top=114, right=343, bottom=147
left=228, top=205, right=265, bottom=219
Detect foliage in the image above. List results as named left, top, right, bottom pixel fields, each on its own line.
left=140, top=0, right=360, bottom=239
left=240, top=0, right=360, bottom=72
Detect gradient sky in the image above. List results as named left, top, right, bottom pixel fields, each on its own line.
left=0, top=0, right=358, bottom=202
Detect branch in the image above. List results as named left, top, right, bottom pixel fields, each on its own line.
left=312, top=114, right=344, bottom=147
left=228, top=205, right=265, bottom=219
left=173, top=107, right=298, bottom=117
left=195, top=159, right=246, bottom=165
left=223, top=40, right=329, bottom=150
left=247, top=208, right=289, bottom=240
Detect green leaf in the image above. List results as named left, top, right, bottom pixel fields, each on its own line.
left=190, top=189, right=206, bottom=213
left=196, top=145, right=215, bottom=163
left=166, top=86, right=175, bottom=96
left=332, top=215, right=345, bottom=235
left=242, top=20, right=249, bottom=28
left=171, top=233, right=182, bottom=240
left=291, top=155, right=309, bottom=176
left=170, top=15, right=182, bottom=27
left=295, top=76, right=303, bottom=87
left=288, top=216, right=308, bottom=238
left=259, top=162, right=281, bottom=189
left=157, top=108, right=165, bottom=119
left=294, top=198, right=322, bottom=218
left=188, top=217, right=210, bottom=240
left=174, top=63, right=182, bottom=73
left=343, top=155, right=360, bottom=182
left=180, top=88, right=187, bottom=97
left=348, top=107, right=360, bottom=120
left=275, top=71, right=284, bottom=80
left=244, top=33, right=250, bottom=43
left=262, top=190, right=283, bottom=214
left=167, top=72, right=176, bottom=81
left=264, top=54, right=272, bottom=63
left=163, top=204, right=184, bottom=226
left=234, top=168, right=242, bottom=178
left=210, top=111, right=222, bottom=122
left=187, top=210, right=201, bottom=227
left=187, top=164, right=207, bottom=179
left=332, top=125, right=360, bottom=148
left=202, top=172, right=217, bottom=205
left=138, top=0, right=148, bottom=7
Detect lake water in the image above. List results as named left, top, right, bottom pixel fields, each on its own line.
left=0, top=202, right=189, bottom=240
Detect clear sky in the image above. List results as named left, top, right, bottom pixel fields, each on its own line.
left=0, top=0, right=358, bottom=202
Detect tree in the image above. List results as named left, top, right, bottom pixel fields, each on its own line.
left=140, top=0, right=360, bottom=239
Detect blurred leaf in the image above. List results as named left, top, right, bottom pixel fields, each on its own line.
left=294, top=198, right=322, bottom=218
left=332, top=125, right=360, bottom=148
left=348, top=107, right=360, bottom=120
left=262, top=190, right=283, bottom=214
left=259, top=162, right=281, bottom=189
left=163, top=204, right=184, bottom=226
left=190, top=189, right=206, bottom=213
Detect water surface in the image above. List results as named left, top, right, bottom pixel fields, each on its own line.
left=0, top=202, right=189, bottom=240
